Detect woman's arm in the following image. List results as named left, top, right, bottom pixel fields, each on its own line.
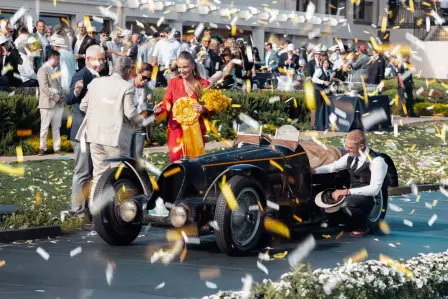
left=222, top=62, right=233, bottom=78
left=154, top=79, right=174, bottom=122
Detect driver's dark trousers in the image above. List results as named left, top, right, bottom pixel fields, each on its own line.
left=330, top=195, right=375, bottom=230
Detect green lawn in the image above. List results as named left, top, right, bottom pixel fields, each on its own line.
left=0, top=121, right=447, bottom=229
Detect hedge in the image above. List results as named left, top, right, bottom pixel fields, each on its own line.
left=414, top=102, right=448, bottom=116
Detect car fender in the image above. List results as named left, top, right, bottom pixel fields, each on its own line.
left=104, top=157, right=153, bottom=195
left=203, top=164, right=273, bottom=203
left=377, top=152, right=399, bottom=188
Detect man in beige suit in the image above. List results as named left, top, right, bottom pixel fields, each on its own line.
left=37, top=49, right=65, bottom=155
left=76, top=56, right=153, bottom=208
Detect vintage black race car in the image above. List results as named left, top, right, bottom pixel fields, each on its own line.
left=92, top=125, right=398, bottom=255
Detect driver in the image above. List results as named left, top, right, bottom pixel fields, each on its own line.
left=311, top=130, right=388, bottom=237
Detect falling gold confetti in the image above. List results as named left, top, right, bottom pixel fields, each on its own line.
left=320, top=91, right=331, bottom=106
left=16, top=146, right=23, bottom=163
left=322, top=234, right=331, bottom=239
left=304, top=80, right=316, bottom=111
left=163, top=167, right=181, bottom=177
left=51, top=71, right=62, bottom=80
left=16, top=129, right=32, bottom=137
left=269, top=159, right=284, bottom=172
left=0, top=164, right=25, bottom=176
left=264, top=217, right=290, bottom=239
left=336, top=231, right=344, bottom=239
left=180, top=245, right=187, bottom=262
left=231, top=24, right=236, bottom=36
left=36, top=191, right=41, bottom=205
left=220, top=182, right=238, bottom=211
left=432, top=200, right=438, bottom=207
left=410, top=144, right=416, bottom=151
left=115, top=165, right=124, bottom=180
left=381, top=17, right=388, bottom=33
left=273, top=251, right=288, bottom=259
left=410, top=209, right=415, bottom=214
left=245, top=79, right=251, bottom=93
left=61, top=17, right=69, bottom=25
left=379, top=219, right=390, bottom=235
left=293, top=215, right=302, bottom=223
left=149, top=176, right=159, bottom=191
left=344, top=248, right=368, bottom=263
left=200, top=268, right=221, bottom=280
left=379, top=254, right=412, bottom=276
left=151, top=65, right=159, bottom=81
left=0, top=260, right=5, bottom=267
left=416, top=195, right=421, bottom=202
left=231, top=104, right=241, bottom=108
left=409, top=0, right=414, bottom=13
left=66, top=115, right=72, bottom=129
left=53, top=0, right=57, bottom=6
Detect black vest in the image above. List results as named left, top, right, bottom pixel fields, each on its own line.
left=347, top=150, right=378, bottom=189
left=315, top=67, right=330, bottom=90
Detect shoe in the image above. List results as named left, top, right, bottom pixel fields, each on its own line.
left=38, top=149, right=45, bottom=156
left=55, top=150, right=62, bottom=155
left=350, top=227, right=370, bottom=238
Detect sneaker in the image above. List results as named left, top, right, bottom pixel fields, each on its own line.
left=55, top=150, right=62, bottom=155
left=38, top=149, right=45, bottom=156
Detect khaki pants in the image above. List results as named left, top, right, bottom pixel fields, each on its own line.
left=39, top=106, right=64, bottom=151
left=89, top=143, right=122, bottom=202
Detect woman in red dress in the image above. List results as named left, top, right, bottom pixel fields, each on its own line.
left=154, top=51, right=210, bottom=162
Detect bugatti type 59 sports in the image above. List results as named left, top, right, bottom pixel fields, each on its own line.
left=92, top=125, right=398, bottom=255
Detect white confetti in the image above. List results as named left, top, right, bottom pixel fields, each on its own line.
left=209, top=22, right=218, bottom=28
left=205, top=281, right=217, bottom=289
left=361, top=108, right=387, bottom=130
left=288, top=235, right=316, bottom=267
left=411, top=184, right=418, bottom=196
left=305, top=1, right=315, bottom=21
left=440, top=186, right=448, bottom=197
left=323, top=277, right=340, bottom=295
left=403, top=219, right=413, bottom=227
left=157, top=17, right=165, bottom=27
left=194, top=23, right=205, bottom=37
left=256, top=261, right=269, bottom=275
left=238, top=113, right=260, bottom=131
left=388, top=203, right=403, bottom=212
left=249, top=205, right=259, bottom=211
left=105, top=262, right=113, bottom=286
left=70, top=246, right=82, bottom=257
left=268, top=96, right=280, bottom=104
left=428, top=214, right=437, bottom=227
left=35, top=290, right=45, bottom=293
left=136, top=20, right=145, bottom=28
left=258, top=252, right=270, bottom=261
left=150, top=26, right=157, bottom=32
left=36, top=247, right=49, bottom=260
left=388, top=243, right=396, bottom=248
left=10, top=7, right=26, bottom=26
left=266, top=200, right=279, bottom=211
left=425, top=202, right=433, bottom=209
left=141, top=160, right=162, bottom=176
left=416, top=87, right=424, bottom=95
left=209, top=220, right=220, bottom=231
left=334, top=107, right=347, bottom=119
left=155, top=282, right=165, bottom=289
left=394, top=124, right=398, bottom=137
left=92, top=16, right=104, bottom=23
left=241, top=274, right=253, bottom=299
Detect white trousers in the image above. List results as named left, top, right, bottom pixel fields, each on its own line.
left=39, top=106, right=64, bottom=151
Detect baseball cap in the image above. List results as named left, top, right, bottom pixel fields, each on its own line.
left=358, top=44, right=367, bottom=52
left=174, top=31, right=181, bottom=38
left=164, top=26, right=172, bottom=33
left=287, top=44, right=294, bottom=51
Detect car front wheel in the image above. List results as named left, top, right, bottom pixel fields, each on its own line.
left=214, top=175, right=265, bottom=256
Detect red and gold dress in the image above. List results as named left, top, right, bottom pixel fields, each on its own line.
left=155, top=77, right=210, bottom=162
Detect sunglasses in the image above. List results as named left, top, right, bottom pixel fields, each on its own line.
left=141, top=75, right=150, bottom=81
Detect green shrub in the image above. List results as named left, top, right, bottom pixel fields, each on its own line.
left=414, top=102, right=448, bottom=116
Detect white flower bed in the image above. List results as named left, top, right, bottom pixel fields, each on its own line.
left=204, top=250, right=448, bottom=299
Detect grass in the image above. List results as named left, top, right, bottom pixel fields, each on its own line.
left=0, top=121, right=447, bottom=230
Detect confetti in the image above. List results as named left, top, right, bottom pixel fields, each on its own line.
left=379, top=254, right=412, bottom=276
left=403, top=219, right=413, bottom=227
left=200, top=268, right=221, bottom=280
left=16, top=129, right=32, bottom=136
left=0, top=164, right=25, bottom=177
left=241, top=274, right=253, bottom=298
left=344, top=248, right=368, bottom=263
left=180, top=245, right=187, bottom=262
left=0, top=260, right=5, bottom=267
left=256, top=261, right=269, bottom=275
left=258, top=252, right=270, bottom=261
left=273, top=251, right=288, bottom=259
left=293, top=214, right=302, bottom=223
left=205, top=281, right=217, bottom=289
left=428, top=214, right=437, bottom=226
left=149, top=176, right=159, bottom=191
left=157, top=17, right=165, bottom=27
left=336, top=231, right=344, bottom=239
left=379, top=219, right=390, bottom=235
left=264, top=217, right=290, bottom=239
left=70, top=246, right=82, bottom=257
left=35, top=191, right=41, bottom=205
left=389, top=243, right=396, bottom=248
left=105, top=262, right=114, bottom=285
left=115, top=165, right=124, bottom=180
left=220, top=182, right=238, bottom=211
left=266, top=200, right=279, bottom=211
left=163, top=167, right=181, bottom=177
left=269, top=159, right=283, bottom=172
left=194, top=23, right=204, bottom=37
left=388, top=203, right=403, bottom=212
left=209, top=220, right=220, bottom=231
left=288, top=235, right=315, bottom=267
left=425, top=202, right=432, bottom=209
left=16, top=146, right=23, bottom=163
left=36, top=247, right=50, bottom=260
left=155, top=282, right=165, bottom=289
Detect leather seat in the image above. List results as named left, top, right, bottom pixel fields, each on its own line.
left=299, top=142, right=342, bottom=169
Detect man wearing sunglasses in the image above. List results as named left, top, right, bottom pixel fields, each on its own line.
left=130, top=63, right=154, bottom=159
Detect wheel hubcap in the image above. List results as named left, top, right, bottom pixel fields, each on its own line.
left=230, top=187, right=261, bottom=247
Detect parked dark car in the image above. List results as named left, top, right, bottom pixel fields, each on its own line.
left=91, top=126, right=398, bottom=255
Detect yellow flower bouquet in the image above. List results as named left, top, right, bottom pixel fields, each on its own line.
left=172, top=97, right=200, bottom=126
left=199, top=89, right=231, bottom=112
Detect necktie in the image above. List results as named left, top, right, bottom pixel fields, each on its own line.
left=351, top=157, right=359, bottom=171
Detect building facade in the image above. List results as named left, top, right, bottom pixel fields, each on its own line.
left=2, top=0, right=415, bottom=51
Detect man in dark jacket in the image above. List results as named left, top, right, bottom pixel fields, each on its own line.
left=66, top=45, right=105, bottom=215
left=279, top=44, right=300, bottom=71
left=366, top=49, right=386, bottom=85
left=72, top=21, right=97, bottom=71
left=0, top=35, right=23, bottom=87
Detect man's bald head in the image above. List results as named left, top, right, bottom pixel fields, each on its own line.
left=345, top=130, right=367, bottom=156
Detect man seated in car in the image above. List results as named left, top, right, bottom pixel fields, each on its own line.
left=311, top=130, right=388, bottom=237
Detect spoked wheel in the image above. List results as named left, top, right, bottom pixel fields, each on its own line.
left=92, top=167, right=143, bottom=246
left=368, top=181, right=388, bottom=233
left=215, top=176, right=265, bottom=256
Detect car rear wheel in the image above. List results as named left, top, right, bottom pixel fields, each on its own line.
left=92, top=167, right=143, bottom=246
left=214, top=176, right=265, bottom=256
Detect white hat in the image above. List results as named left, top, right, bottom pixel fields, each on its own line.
left=287, top=43, right=295, bottom=51
left=321, top=45, right=328, bottom=52
left=299, top=58, right=306, bottom=66
left=313, top=44, right=323, bottom=53
left=119, top=29, right=132, bottom=37
left=51, top=37, right=67, bottom=48
left=0, top=35, right=11, bottom=45
left=314, top=188, right=347, bottom=213
left=329, top=45, right=339, bottom=52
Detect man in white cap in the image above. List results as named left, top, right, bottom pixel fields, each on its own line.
left=307, top=44, right=322, bottom=77
left=312, top=130, right=388, bottom=237
left=52, top=37, right=76, bottom=95
left=279, top=43, right=300, bottom=71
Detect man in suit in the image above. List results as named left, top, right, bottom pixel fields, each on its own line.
left=37, top=50, right=65, bottom=156
left=279, top=44, right=300, bottom=71
left=32, top=20, right=51, bottom=71
left=66, top=45, right=105, bottom=214
left=366, top=49, right=386, bottom=85
left=256, top=42, right=279, bottom=88
left=307, top=44, right=322, bottom=78
left=350, top=45, right=371, bottom=82
left=192, top=35, right=219, bottom=77
left=0, top=35, right=23, bottom=87
left=76, top=57, right=151, bottom=204
left=73, top=21, right=96, bottom=71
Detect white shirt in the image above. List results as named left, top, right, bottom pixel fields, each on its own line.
left=74, top=34, right=86, bottom=55
left=265, top=51, right=271, bottom=67
left=152, top=39, right=181, bottom=68
left=312, top=67, right=331, bottom=85
left=315, top=147, right=388, bottom=197
left=18, top=52, right=37, bottom=82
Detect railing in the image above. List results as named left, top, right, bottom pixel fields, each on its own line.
left=390, top=1, right=440, bottom=28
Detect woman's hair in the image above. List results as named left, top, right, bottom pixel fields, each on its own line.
left=140, top=63, right=153, bottom=73
left=177, top=51, right=201, bottom=80
left=322, top=58, right=330, bottom=69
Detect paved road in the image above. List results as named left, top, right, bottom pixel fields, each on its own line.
left=0, top=191, right=447, bottom=299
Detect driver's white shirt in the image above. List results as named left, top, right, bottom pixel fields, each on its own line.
left=314, top=147, right=388, bottom=197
